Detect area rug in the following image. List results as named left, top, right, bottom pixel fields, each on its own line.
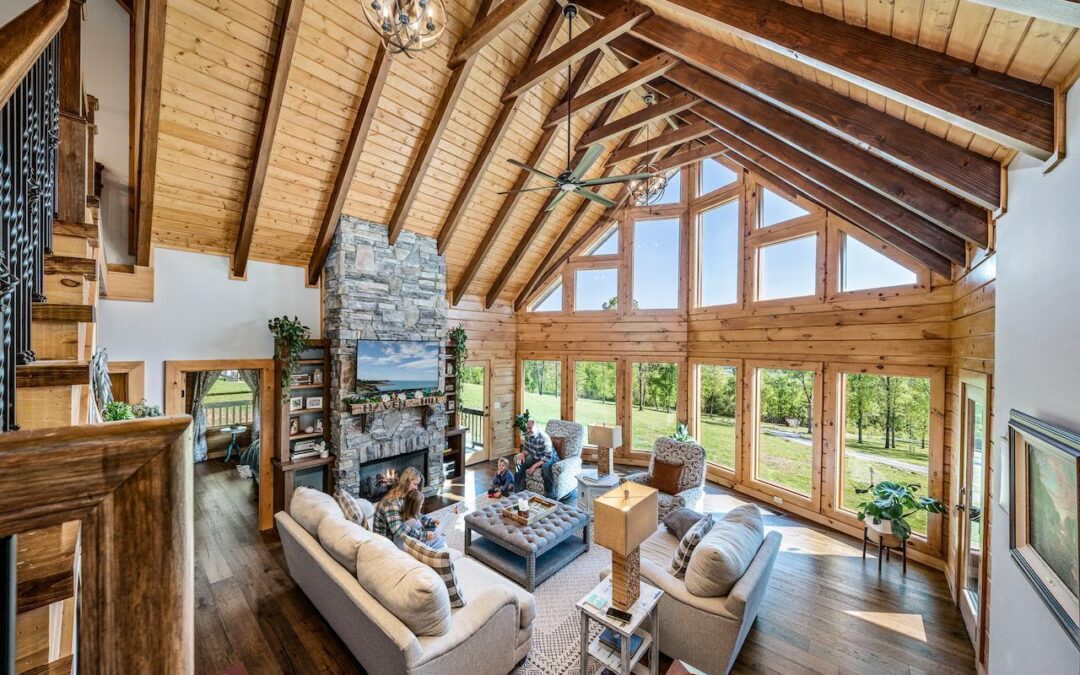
left=429, top=498, right=614, bottom=675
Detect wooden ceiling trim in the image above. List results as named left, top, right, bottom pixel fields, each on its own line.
left=575, top=0, right=1003, bottom=210
left=385, top=0, right=498, bottom=246
left=576, top=89, right=697, bottom=148
left=484, top=92, right=627, bottom=307
left=612, top=35, right=990, bottom=247
left=605, top=119, right=712, bottom=166
left=543, top=52, right=678, bottom=128
left=448, top=0, right=544, bottom=67
left=231, top=0, right=306, bottom=278
left=653, top=0, right=1056, bottom=157
left=306, top=45, right=392, bottom=285
left=451, top=49, right=604, bottom=304
left=134, top=0, right=168, bottom=266
left=501, top=3, right=650, bottom=100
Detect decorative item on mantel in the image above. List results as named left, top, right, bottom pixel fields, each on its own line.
left=589, top=424, right=622, bottom=477
left=343, top=389, right=447, bottom=433
left=595, top=482, right=658, bottom=611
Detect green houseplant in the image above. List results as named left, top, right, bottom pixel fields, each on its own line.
left=268, top=315, right=311, bottom=401
left=855, top=478, right=946, bottom=541
left=514, top=410, right=531, bottom=436
left=447, top=325, right=468, bottom=371
left=672, top=421, right=695, bottom=443
left=102, top=401, right=134, bottom=421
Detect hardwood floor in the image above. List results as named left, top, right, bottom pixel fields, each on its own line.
left=194, top=459, right=975, bottom=674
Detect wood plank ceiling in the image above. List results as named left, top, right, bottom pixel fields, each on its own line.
left=148, top=0, right=1080, bottom=305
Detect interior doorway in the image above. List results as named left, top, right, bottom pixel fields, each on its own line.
left=459, top=361, right=491, bottom=466
left=956, top=372, right=990, bottom=666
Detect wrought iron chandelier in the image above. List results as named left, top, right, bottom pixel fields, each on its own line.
left=629, top=94, right=669, bottom=206
left=364, top=0, right=446, bottom=56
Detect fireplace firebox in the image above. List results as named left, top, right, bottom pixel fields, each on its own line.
left=356, top=449, right=429, bottom=502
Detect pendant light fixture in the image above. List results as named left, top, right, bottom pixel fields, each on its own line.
left=364, top=0, right=446, bottom=56
left=629, top=94, right=669, bottom=206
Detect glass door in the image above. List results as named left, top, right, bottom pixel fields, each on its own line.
left=459, top=363, right=490, bottom=466
left=957, top=376, right=988, bottom=656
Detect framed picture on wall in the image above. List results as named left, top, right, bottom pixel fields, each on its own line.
left=1008, top=410, right=1080, bottom=648
left=289, top=396, right=303, bottom=412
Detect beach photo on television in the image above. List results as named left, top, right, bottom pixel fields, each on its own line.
left=355, top=340, right=440, bottom=395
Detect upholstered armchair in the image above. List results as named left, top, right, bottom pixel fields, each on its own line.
left=526, top=419, right=584, bottom=501
left=625, top=437, right=707, bottom=520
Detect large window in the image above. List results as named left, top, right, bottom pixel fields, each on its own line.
left=699, top=158, right=738, bottom=196
left=841, top=234, right=917, bottom=292
left=840, top=373, right=933, bottom=536
left=574, top=268, right=618, bottom=311
left=530, top=280, right=562, bottom=312
left=697, top=364, right=738, bottom=470
left=586, top=224, right=618, bottom=256
left=698, top=200, right=739, bottom=307
left=755, top=368, right=815, bottom=496
left=521, top=360, right=561, bottom=430
left=574, top=361, right=617, bottom=430
left=630, top=362, right=679, bottom=451
left=757, top=235, right=817, bottom=301
left=632, top=218, right=680, bottom=310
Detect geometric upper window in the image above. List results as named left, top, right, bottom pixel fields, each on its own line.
left=586, top=224, right=618, bottom=256
left=529, top=279, right=562, bottom=312
left=648, top=168, right=682, bottom=206
left=841, top=234, right=918, bottom=291
left=760, top=187, right=810, bottom=227
left=575, top=268, right=618, bottom=311
left=699, top=158, right=738, bottom=196
left=757, top=234, right=817, bottom=301
left=698, top=200, right=740, bottom=307
left=632, top=217, right=680, bottom=310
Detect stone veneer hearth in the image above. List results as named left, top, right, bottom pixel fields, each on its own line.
left=323, top=215, right=447, bottom=497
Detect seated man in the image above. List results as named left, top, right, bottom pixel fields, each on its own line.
left=514, top=419, right=555, bottom=498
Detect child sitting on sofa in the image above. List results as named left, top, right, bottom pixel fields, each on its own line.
left=487, top=456, right=515, bottom=499
left=396, top=488, right=445, bottom=550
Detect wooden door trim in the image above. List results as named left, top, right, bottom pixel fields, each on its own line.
left=109, top=360, right=145, bottom=403
left=463, top=359, right=493, bottom=466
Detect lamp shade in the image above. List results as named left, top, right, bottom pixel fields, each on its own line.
left=588, top=424, right=623, bottom=448
left=594, top=482, right=658, bottom=556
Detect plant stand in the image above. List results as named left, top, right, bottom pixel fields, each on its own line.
left=862, top=526, right=908, bottom=573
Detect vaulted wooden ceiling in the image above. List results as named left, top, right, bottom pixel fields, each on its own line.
left=146, top=0, right=1080, bottom=306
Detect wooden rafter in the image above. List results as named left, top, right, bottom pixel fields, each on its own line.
left=307, top=46, right=392, bottom=285
left=448, top=0, right=543, bottom=67
left=968, top=0, right=1080, bottom=27
left=652, top=140, right=725, bottom=172
left=576, top=90, right=697, bottom=150
left=542, top=52, right=677, bottom=129
left=484, top=93, right=627, bottom=307
left=605, top=119, right=712, bottom=166
left=133, top=0, right=167, bottom=266
left=653, top=0, right=1055, bottom=158
left=386, top=0, right=497, bottom=246
left=574, top=0, right=1003, bottom=210
left=436, top=4, right=563, bottom=255
left=232, top=0, right=305, bottom=278
left=501, top=3, right=649, bottom=101
left=452, top=49, right=604, bottom=305
left=611, top=35, right=990, bottom=247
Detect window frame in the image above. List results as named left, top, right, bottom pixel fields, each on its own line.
left=628, top=213, right=687, bottom=314
left=517, top=356, right=566, bottom=433
left=569, top=261, right=621, bottom=314
left=527, top=277, right=565, bottom=313
left=626, top=357, right=687, bottom=454
left=697, top=155, right=742, bottom=200
left=572, top=221, right=621, bottom=263
left=690, top=358, right=743, bottom=484
left=749, top=222, right=826, bottom=307
left=691, top=188, right=744, bottom=313
left=569, top=357, right=623, bottom=449
left=826, top=216, right=931, bottom=302
left=751, top=179, right=823, bottom=231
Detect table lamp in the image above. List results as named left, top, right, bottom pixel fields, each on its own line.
left=594, top=482, right=658, bottom=610
left=588, top=424, right=622, bottom=476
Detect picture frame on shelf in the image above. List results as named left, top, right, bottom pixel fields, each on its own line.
left=313, top=368, right=323, bottom=384
left=290, top=418, right=299, bottom=435
left=289, top=396, right=303, bottom=412
left=293, top=440, right=317, bottom=453
left=290, top=372, right=312, bottom=386
left=315, top=418, right=323, bottom=433
left=306, top=396, right=323, bottom=410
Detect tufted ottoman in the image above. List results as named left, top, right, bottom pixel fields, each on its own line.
left=464, top=492, right=589, bottom=592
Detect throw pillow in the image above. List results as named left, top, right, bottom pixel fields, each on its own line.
left=317, top=515, right=372, bottom=575
left=336, top=490, right=374, bottom=528
left=550, top=436, right=566, bottom=460
left=669, top=513, right=715, bottom=578
left=685, top=504, right=765, bottom=597
left=650, top=458, right=685, bottom=495
left=403, top=537, right=465, bottom=608
left=663, top=507, right=705, bottom=541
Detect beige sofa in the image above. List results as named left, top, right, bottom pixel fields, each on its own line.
left=276, top=488, right=535, bottom=675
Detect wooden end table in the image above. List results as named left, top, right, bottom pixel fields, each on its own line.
left=577, top=577, right=662, bottom=675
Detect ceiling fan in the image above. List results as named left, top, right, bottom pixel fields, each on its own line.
left=497, top=4, right=652, bottom=213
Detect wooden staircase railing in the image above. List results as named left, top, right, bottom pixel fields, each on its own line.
left=0, top=416, right=194, bottom=673
left=0, top=0, right=69, bottom=112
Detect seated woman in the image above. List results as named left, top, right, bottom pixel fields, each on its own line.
left=487, top=456, right=515, bottom=499
left=395, top=489, right=445, bottom=550
left=373, top=466, right=423, bottom=540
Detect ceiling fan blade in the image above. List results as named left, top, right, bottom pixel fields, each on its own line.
left=579, top=172, right=653, bottom=187
left=570, top=144, right=605, bottom=181
left=507, top=159, right=557, bottom=182
left=544, top=190, right=570, bottom=212
left=496, top=185, right=559, bottom=195
left=573, top=187, right=616, bottom=208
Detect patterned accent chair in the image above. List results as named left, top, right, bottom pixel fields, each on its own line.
left=526, top=419, right=584, bottom=501
left=625, top=437, right=707, bottom=520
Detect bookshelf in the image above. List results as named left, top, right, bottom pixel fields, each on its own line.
left=443, top=336, right=465, bottom=480
left=272, top=338, right=332, bottom=513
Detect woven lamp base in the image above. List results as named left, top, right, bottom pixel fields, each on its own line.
left=610, top=548, right=641, bottom=611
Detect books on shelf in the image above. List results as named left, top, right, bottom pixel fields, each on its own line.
left=290, top=450, right=319, bottom=461
left=598, top=627, right=643, bottom=655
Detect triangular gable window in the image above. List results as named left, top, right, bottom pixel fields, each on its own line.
left=760, top=187, right=811, bottom=227
left=529, top=280, right=563, bottom=312
left=841, top=234, right=918, bottom=291
left=700, top=158, right=738, bottom=196
left=586, top=224, right=618, bottom=256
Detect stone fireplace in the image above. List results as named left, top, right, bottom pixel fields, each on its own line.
left=323, top=216, right=447, bottom=498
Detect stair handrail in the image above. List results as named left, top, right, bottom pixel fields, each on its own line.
left=0, top=0, right=70, bottom=111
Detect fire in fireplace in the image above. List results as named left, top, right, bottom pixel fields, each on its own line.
left=356, top=449, right=429, bottom=502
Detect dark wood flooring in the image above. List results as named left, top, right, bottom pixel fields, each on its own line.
left=194, top=459, right=975, bottom=675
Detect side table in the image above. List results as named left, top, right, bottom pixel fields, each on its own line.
left=220, top=425, right=247, bottom=462
left=577, top=577, right=662, bottom=675
left=576, top=469, right=620, bottom=518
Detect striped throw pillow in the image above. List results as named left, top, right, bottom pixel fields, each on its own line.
left=403, top=537, right=465, bottom=608
left=669, top=513, right=715, bottom=579
left=336, top=490, right=374, bottom=529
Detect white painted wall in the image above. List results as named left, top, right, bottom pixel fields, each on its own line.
left=988, top=88, right=1080, bottom=674
left=98, top=248, right=321, bottom=406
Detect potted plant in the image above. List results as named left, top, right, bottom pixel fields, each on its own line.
left=514, top=410, right=531, bottom=436
left=102, top=401, right=134, bottom=421
left=447, top=325, right=468, bottom=372
left=672, top=421, right=695, bottom=443
left=855, top=476, right=946, bottom=542
left=131, top=399, right=162, bottom=418
left=268, top=316, right=311, bottom=401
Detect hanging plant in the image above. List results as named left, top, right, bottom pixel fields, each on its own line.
left=268, top=315, right=311, bottom=401
left=447, top=325, right=468, bottom=371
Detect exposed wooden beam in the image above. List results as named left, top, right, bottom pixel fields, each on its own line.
left=307, top=46, right=392, bottom=285
left=448, top=0, right=543, bottom=66
left=654, top=0, right=1055, bottom=157
left=484, top=93, right=626, bottom=307
left=543, top=52, right=677, bottom=129
left=575, top=0, right=1002, bottom=210
left=612, top=35, right=990, bottom=247
left=133, top=0, right=167, bottom=266
left=652, top=140, right=724, bottom=172
left=436, top=4, right=562, bottom=255
left=576, top=90, right=696, bottom=150
left=501, top=3, right=649, bottom=101
left=605, top=119, right=712, bottom=166
left=452, top=49, right=604, bottom=305
left=387, top=0, right=497, bottom=246
left=969, top=0, right=1080, bottom=27
left=232, top=0, right=305, bottom=278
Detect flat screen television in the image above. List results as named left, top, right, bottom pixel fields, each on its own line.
left=355, top=339, right=440, bottom=395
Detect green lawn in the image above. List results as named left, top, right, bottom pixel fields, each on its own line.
left=460, top=381, right=484, bottom=411
left=206, top=378, right=253, bottom=403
